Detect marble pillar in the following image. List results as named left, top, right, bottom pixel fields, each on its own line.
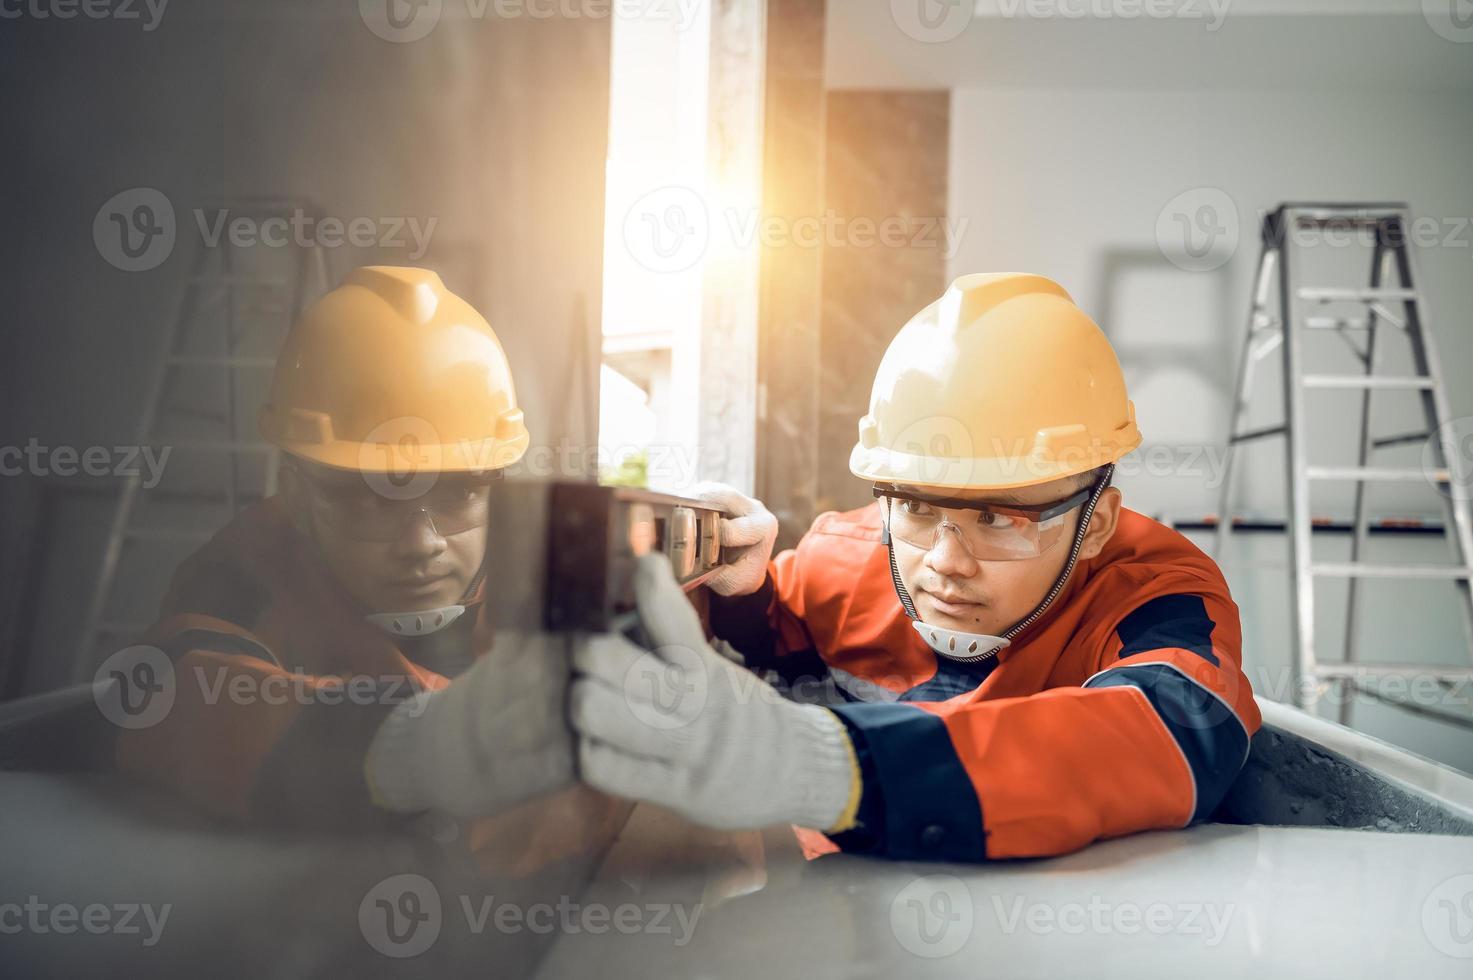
left=755, top=0, right=826, bottom=549
left=817, top=90, right=951, bottom=515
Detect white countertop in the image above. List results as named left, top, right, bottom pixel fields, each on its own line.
left=536, top=805, right=1473, bottom=979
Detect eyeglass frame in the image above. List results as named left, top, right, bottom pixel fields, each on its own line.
left=287, top=459, right=501, bottom=539
left=871, top=481, right=1095, bottom=526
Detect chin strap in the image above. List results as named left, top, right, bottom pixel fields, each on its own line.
left=364, top=533, right=492, bottom=639
left=365, top=605, right=467, bottom=637
left=884, top=464, right=1115, bottom=664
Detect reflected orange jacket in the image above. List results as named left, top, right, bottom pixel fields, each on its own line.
left=711, top=503, right=1260, bottom=862
left=115, top=498, right=455, bottom=825
left=114, top=498, right=625, bottom=873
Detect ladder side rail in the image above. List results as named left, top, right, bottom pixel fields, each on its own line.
left=1216, top=244, right=1277, bottom=561
left=1391, top=215, right=1473, bottom=664
left=1339, top=237, right=1388, bottom=726
left=75, top=249, right=210, bottom=679
left=1279, top=210, right=1321, bottom=711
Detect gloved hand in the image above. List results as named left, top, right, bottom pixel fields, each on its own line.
left=570, top=553, right=860, bottom=832
left=694, top=482, right=778, bottom=597
left=365, top=629, right=576, bottom=819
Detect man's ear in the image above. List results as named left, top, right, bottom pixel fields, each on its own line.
left=1077, top=486, right=1122, bottom=562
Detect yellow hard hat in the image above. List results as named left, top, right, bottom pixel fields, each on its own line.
left=849, top=272, right=1140, bottom=491
left=259, top=266, right=529, bottom=473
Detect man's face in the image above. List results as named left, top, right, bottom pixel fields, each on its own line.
left=281, top=461, right=489, bottom=614
left=888, top=472, right=1122, bottom=636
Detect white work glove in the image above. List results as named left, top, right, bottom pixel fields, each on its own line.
left=570, top=553, right=858, bottom=832
left=694, top=482, right=778, bottom=597
left=365, top=629, right=576, bottom=819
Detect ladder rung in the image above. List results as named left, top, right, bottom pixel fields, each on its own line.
left=1297, top=287, right=1416, bottom=303
left=124, top=528, right=214, bottom=543
left=1304, top=316, right=1373, bottom=331
left=191, top=275, right=290, bottom=287
left=1310, top=563, right=1473, bottom=579
left=165, top=441, right=277, bottom=453
left=168, top=355, right=276, bottom=368
left=160, top=404, right=228, bottom=422
left=1230, top=424, right=1285, bottom=444
left=1314, top=664, right=1473, bottom=682
left=1288, top=206, right=1407, bottom=225
left=1305, top=466, right=1444, bottom=483
left=93, top=621, right=149, bottom=637
left=1372, top=431, right=1431, bottom=449
left=1301, top=375, right=1433, bottom=390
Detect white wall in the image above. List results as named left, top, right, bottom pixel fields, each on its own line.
left=947, top=85, right=1473, bottom=771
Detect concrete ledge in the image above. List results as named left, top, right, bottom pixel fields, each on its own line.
left=1215, top=695, right=1473, bottom=834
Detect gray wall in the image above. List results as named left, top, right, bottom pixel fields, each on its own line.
left=0, top=3, right=610, bottom=692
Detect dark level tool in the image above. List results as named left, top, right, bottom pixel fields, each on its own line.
left=482, top=479, right=729, bottom=634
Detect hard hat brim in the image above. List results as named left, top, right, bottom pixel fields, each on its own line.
left=276, top=433, right=530, bottom=474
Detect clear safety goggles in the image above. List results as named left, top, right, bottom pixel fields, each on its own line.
left=874, top=483, right=1093, bottom=561
left=295, top=464, right=497, bottom=543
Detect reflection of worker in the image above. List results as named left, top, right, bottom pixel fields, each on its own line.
left=118, top=267, right=577, bottom=829
left=573, top=273, right=1261, bottom=861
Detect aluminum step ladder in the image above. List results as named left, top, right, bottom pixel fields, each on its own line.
left=1215, top=203, right=1473, bottom=721
left=75, top=200, right=332, bottom=681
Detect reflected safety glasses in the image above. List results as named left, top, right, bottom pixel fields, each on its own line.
left=294, top=465, right=496, bottom=543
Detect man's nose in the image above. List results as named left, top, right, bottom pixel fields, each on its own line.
left=924, top=523, right=980, bottom=579
left=389, top=508, right=448, bottom=558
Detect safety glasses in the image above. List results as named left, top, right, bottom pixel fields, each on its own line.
left=294, top=464, right=497, bottom=543
left=873, top=483, right=1093, bottom=561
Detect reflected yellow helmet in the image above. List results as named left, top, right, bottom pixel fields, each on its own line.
left=259, top=266, right=529, bottom=473
left=849, top=272, right=1140, bottom=491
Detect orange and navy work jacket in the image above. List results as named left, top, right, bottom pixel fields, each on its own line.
left=115, top=497, right=458, bottom=828
left=709, top=503, right=1261, bottom=862
left=113, top=497, right=627, bottom=872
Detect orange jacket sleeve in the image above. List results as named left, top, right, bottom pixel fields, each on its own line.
left=827, top=590, right=1259, bottom=860
left=114, top=615, right=444, bottom=828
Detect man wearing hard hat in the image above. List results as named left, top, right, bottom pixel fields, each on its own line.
left=116, top=266, right=585, bottom=830
left=573, top=273, right=1261, bottom=860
